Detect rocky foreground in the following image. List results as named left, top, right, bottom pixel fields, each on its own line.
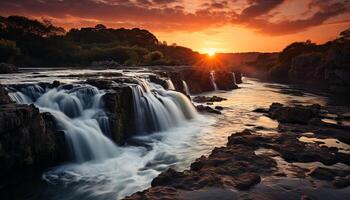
left=125, top=103, right=350, bottom=200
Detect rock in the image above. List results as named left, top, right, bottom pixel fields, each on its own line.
left=51, top=80, right=60, bottom=88
left=215, top=106, right=223, bottom=110
left=333, top=175, right=350, bottom=188
left=234, top=172, right=261, bottom=190
left=102, top=85, right=135, bottom=144
left=196, top=105, right=221, bottom=114
left=233, top=71, right=243, bottom=84
left=268, top=103, right=321, bottom=124
left=149, top=75, right=168, bottom=89
left=253, top=107, right=268, bottom=113
left=193, top=96, right=227, bottom=103
left=0, top=84, right=12, bottom=104
left=0, top=63, right=18, bottom=74
left=0, top=103, right=67, bottom=186
left=124, top=186, right=179, bottom=200
left=215, top=71, right=238, bottom=90
left=309, top=167, right=350, bottom=181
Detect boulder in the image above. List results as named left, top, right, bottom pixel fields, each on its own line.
left=102, top=85, right=135, bottom=144
left=0, top=84, right=12, bottom=104
left=268, top=103, right=321, bottom=124
left=193, top=96, right=227, bottom=103
left=0, top=103, right=67, bottom=186
left=214, top=71, right=238, bottom=90
left=196, top=105, right=221, bottom=114
left=233, top=71, right=243, bottom=84
left=149, top=75, right=168, bottom=89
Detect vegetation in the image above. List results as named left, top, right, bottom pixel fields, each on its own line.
left=0, top=16, right=200, bottom=67
left=246, top=28, right=350, bottom=94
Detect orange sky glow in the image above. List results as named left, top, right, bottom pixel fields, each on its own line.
left=1, top=0, right=349, bottom=53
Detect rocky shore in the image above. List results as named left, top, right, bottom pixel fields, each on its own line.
left=125, top=103, right=350, bottom=200
left=0, top=84, right=67, bottom=188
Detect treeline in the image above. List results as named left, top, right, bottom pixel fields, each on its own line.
left=0, top=16, right=200, bottom=67
left=245, top=28, right=350, bottom=95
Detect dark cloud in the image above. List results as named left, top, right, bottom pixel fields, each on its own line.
left=0, top=0, right=348, bottom=35
left=239, top=0, right=284, bottom=20
left=235, top=0, right=350, bottom=35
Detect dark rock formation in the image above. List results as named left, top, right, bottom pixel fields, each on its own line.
left=181, top=69, right=214, bottom=94
left=102, top=85, right=135, bottom=144
left=233, top=71, right=243, bottom=84
left=124, top=130, right=277, bottom=199
left=192, top=96, right=227, bottom=103
left=196, top=105, right=221, bottom=114
left=0, top=84, right=12, bottom=104
left=214, top=71, right=238, bottom=90
left=149, top=75, right=168, bottom=89
left=0, top=63, right=18, bottom=74
left=0, top=103, right=67, bottom=186
left=268, top=103, right=321, bottom=124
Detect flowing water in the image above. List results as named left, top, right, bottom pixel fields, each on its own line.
left=0, top=68, right=339, bottom=200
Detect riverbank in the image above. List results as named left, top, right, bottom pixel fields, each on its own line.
left=125, top=103, right=350, bottom=200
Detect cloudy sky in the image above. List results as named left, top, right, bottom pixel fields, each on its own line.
left=1, top=0, right=350, bottom=53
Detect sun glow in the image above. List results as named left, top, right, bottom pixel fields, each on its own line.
left=201, top=48, right=218, bottom=58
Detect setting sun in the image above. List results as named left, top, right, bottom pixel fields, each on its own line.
left=202, top=48, right=218, bottom=57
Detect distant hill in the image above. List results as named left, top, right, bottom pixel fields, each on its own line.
left=0, top=15, right=200, bottom=67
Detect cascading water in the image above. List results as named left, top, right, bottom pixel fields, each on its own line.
left=182, top=80, right=190, bottom=95
left=165, top=79, right=175, bottom=90
left=8, top=84, right=119, bottom=162
left=232, top=72, right=237, bottom=85
left=210, top=71, right=218, bottom=90
left=131, top=79, right=197, bottom=134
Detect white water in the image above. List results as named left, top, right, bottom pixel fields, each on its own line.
left=8, top=84, right=119, bottom=162
left=183, top=80, right=190, bottom=95
left=232, top=72, right=237, bottom=85
left=210, top=71, right=218, bottom=90
left=6, top=76, right=205, bottom=199
left=131, top=79, right=197, bottom=134
left=165, top=79, right=175, bottom=90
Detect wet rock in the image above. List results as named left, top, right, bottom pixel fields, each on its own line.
left=234, top=172, right=261, bottom=190
left=253, top=107, right=268, bottom=113
left=268, top=103, right=321, bottom=124
left=215, top=71, right=238, bottom=90
left=0, top=84, right=12, bottom=104
left=124, top=186, right=179, bottom=200
left=309, top=167, right=350, bottom=181
left=193, top=96, right=227, bottom=103
left=51, top=80, right=60, bottom=88
left=86, top=79, right=115, bottom=89
left=215, top=106, right=223, bottom=110
left=102, top=85, right=135, bottom=144
left=0, top=63, right=18, bottom=74
left=233, top=71, right=243, bottom=84
left=333, top=175, right=350, bottom=188
left=149, top=75, right=168, bottom=89
left=0, top=103, right=66, bottom=186
left=196, top=105, right=221, bottom=114
left=181, top=69, right=214, bottom=94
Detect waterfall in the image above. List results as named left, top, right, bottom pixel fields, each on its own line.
left=8, top=84, right=119, bottom=163
left=210, top=71, right=218, bottom=90
left=165, top=79, right=175, bottom=90
left=131, top=79, right=197, bottom=134
left=232, top=72, right=237, bottom=85
left=182, top=80, right=190, bottom=95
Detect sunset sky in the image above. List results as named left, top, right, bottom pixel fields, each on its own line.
left=1, top=0, right=350, bottom=53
